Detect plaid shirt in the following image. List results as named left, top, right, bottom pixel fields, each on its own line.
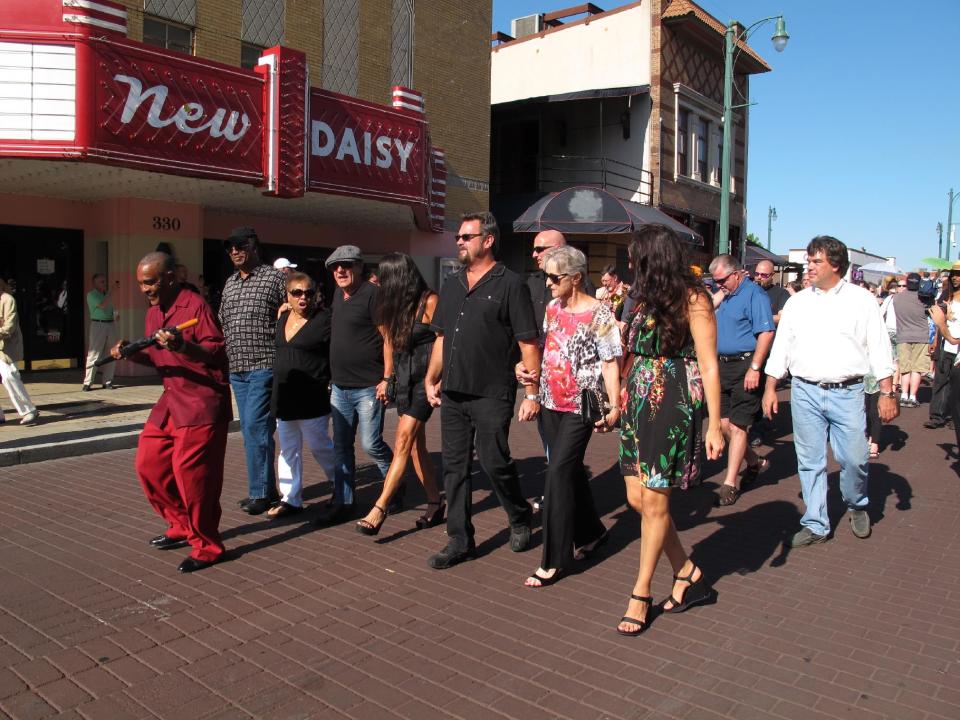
left=218, top=264, right=286, bottom=372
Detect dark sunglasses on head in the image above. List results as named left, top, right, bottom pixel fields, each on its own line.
left=288, top=288, right=316, bottom=298
left=545, top=272, right=568, bottom=283
left=454, top=232, right=483, bottom=242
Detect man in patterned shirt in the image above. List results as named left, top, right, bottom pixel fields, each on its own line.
left=218, top=227, right=287, bottom=515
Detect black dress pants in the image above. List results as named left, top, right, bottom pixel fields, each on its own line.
left=929, top=348, right=956, bottom=423
left=540, top=408, right=606, bottom=571
left=949, top=366, right=960, bottom=449
left=440, top=391, right=532, bottom=549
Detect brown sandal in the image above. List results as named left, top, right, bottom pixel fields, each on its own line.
left=716, top=484, right=739, bottom=506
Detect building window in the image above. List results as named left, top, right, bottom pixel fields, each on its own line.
left=143, top=15, right=193, bottom=55
left=713, top=130, right=723, bottom=185
left=676, top=110, right=689, bottom=177
left=241, top=43, right=264, bottom=69
left=694, top=118, right=708, bottom=182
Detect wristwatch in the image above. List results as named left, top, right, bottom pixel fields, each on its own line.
left=749, top=362, right=761, bottom=371
left=524, top=393, right=540, bottom=402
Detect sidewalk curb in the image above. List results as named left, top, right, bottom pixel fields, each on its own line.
left=0, top=420, right=241, bottom=468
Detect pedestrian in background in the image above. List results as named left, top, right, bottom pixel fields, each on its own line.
left=219, top=227, right=287, bottom=515
left=0, top=279, right=38, bottom=426
left=82, top=273, right=117, bottom=391
left=892, top=273, right=929, bottom=407
left=926, top=264, right=960, bottom=429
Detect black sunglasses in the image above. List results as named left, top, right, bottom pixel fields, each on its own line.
left=532, top=245, right=553, bottom=254
left=714, top=272, right=736, bottom=285
left=288, top=288, right=316, bottom=298
left=328, top=261, right=356, bottom=271
left=454, top=232, right=483, bottom=242
left=545, top=272, right=568, bottom=283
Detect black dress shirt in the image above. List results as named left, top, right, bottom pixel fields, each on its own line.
left=431, top=262, right=538, bottom=401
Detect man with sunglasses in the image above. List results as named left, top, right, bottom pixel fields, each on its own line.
left=709, top=254, right=775, bottom=506
left=424, top=211, right=540, bottom=568
left=218, top=227, right=287, bottom=515
left=321, top=245, right=394, bottom=525
left=748, top=260, right=791, bottom=447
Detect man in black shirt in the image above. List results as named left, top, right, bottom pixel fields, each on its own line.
left=749, top=259, right=791, bottom=448
left=323, top=245, right=394, bottom=524
left=424, top=212, right=541, bottom=569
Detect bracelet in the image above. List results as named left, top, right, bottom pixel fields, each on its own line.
left=381, top=377, right=391, bottom=382
left=879, top=391, right=898, bottom=399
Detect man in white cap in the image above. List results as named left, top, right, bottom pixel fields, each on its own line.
left=273, top=258, right=297, bottom=275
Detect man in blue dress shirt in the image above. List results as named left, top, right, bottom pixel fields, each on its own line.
left=709, top=254, right=775, bottom=506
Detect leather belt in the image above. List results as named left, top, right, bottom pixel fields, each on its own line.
left=796, top=376, right=863, bottom=389
left=91, top=319, right=113, bottom=323
left=718, top=352, right=752, bottom=362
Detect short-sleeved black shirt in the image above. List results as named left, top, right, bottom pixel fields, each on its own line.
left=765, top=284, right=791, bottom=319
left=271, top=309, right=332, bottom=420
left=431, top=262, right=538, bottom=401
left=330, top=281, right=384, bottom=387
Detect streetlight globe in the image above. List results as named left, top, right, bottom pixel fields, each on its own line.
left=771, top=16, right=789, bottom=52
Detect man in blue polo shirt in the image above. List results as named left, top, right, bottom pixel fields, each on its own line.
left=709, top=254, right=775, bottom=506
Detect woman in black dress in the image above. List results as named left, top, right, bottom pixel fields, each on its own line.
left=269, top=272, right=336, bottom=518
left=356, top=253, right=444, bottom=534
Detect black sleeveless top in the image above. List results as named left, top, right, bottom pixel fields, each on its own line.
left=394, top=292, right=435, bottom=397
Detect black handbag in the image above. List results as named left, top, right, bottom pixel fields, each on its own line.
left=580, top=387, right=606, bottom=424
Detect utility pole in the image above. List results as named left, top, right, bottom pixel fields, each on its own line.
left=948, top=188, right=956, bottom=263
left=938, top=222, right=943, bottom=259
left=767, top=206, right=777, bottom=250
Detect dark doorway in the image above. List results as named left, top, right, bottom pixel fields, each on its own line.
left=0, top=225, right=84, bottom=369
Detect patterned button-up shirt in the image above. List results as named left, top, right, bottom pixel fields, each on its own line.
left=218, top=264, right=286, bottom=373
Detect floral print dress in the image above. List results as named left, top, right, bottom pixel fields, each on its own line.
left=619, top=309, right=704, bottom=489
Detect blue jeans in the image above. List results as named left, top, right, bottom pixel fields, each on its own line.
left=791, top=379, right=869, bottom=536
left=230, top=369, right=277, bottom=500
left=330, top=384, right=393, bottom=505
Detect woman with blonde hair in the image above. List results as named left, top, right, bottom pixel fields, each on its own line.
left=0, top=279, right=38, bottom=425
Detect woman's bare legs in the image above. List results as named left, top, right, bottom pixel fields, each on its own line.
left=619, top=481, right=692, bottom=633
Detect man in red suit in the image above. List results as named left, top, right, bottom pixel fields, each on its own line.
left=112, top=252, right=232, bottom=572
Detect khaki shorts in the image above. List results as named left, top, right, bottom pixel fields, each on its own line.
left=898, top=342, right=930, bottom=374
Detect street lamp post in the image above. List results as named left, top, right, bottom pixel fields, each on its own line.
left=946, top=188, right=959, bottom=263
left=718, top=16, right=789, bottom=256
left=767, top=205, right=777, bottom=250
left=938, top=222, right=944, bottom=259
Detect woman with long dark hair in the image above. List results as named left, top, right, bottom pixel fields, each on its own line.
left=928, top=265, right=960, bottom=446
left=356, top=253, right=444, bottom=534
left=617, top=225, right=724, bottom=636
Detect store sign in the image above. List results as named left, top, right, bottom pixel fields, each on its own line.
left=88, top=41, right=264, bottom=183
left=307, top=90, right=427, bottom=205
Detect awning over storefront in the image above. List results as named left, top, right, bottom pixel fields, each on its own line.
left=493, top=85, right=650, bottom=108
left=513, top=186, right=702, bottom=245
left=744, top=245, right=790, bottom=267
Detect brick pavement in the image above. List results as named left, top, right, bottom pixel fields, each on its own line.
left=1, top=391, right=959, bottom=719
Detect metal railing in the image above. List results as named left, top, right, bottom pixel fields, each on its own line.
left=492, top=154, right=653, bottom=205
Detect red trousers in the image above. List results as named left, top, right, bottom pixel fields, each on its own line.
left=135, top=417, right=228, bottom=562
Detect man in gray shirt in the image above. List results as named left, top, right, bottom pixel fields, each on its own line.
left=891, top=273, right=930, bottom=407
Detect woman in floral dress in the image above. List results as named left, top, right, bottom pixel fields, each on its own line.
left=617, top=225, right=724, bottom=636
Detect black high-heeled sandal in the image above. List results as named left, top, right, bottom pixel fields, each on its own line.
left=356, top=505, right=387, bottom=536
left=661, top=565, right=714, bottom=614
left=617, top=594, right=652, bottom=636
left=415, top=500, right=445, bottom=530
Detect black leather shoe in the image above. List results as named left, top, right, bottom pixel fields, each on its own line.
left=178, top=556, right=217, bottom=573
left=242, top=498, right=275, bottom=515
left=510, top=523, right=532, bottom=552
left=238, top=497, right=253, bottom=508
left=149, top=534, right=187, bottom=550
left=924, top=419, right=946, bottom=429
left=427, top=542, right=476, bottom=569
left=315, top=503, right=357, bottom=526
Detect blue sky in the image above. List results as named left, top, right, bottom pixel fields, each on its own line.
left=492, top=1, right=960, bottom=268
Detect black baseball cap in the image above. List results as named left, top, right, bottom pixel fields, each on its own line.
left=224, top=226, right=259, bottom=250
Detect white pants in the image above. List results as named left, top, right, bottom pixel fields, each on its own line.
left=84, top=321, right=117, bottom=385
left=277, top=415, right=336, bottom=507
left=0, top=360, right=36, bottom=417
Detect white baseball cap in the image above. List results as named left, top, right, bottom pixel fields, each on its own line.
left=273, top=257, right=297, bottom=270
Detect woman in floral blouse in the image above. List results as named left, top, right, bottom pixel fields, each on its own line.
left=523, top=246, right=622, bottom=588
left=616, top=225, right=724, bottom=636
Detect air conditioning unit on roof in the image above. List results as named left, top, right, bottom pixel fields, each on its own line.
left=511, top=13, right=543, bottom=38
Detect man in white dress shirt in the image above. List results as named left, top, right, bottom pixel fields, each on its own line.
left=762, top=236, right=899, bottom=546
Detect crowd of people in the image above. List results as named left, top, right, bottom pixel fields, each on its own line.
left=9, top=214, right=953, bottom=635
